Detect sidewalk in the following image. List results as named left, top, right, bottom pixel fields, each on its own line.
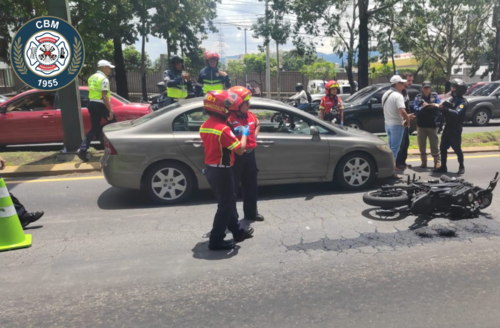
left=2, top=146, right=500, bottom=177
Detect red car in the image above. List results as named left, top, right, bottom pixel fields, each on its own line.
left=0, top=87, right=152, bottom=146
left=438, top=82, right=487, bottom=100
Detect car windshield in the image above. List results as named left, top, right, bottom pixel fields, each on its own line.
left=469, top=83, right=500, bottom=97
left=131, top=102, right=181, bottom=125
left=111, top=92, right=131, bottom=104
left=343, top=85, right=379, bottom=103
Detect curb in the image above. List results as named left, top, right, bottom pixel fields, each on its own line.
left=2, top=162, right=101, bottom=177
left=1, top=146, right=499, bottom=177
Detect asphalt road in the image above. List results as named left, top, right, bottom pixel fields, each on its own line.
left=2, top=153, right=500, bottom=328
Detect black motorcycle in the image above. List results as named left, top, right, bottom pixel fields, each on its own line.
left=285, top=100, right=319, bottom=116
left=363, top=172, right=499, bottom=219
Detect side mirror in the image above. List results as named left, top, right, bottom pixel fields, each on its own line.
left=369, top=97, right=379, bottom=104
left=310, top=125, right=320, bottom=140
left=0, top=106, right=6, bottom=114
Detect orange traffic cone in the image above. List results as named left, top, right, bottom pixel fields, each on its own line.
left=0, top=178, right=32, bottom=252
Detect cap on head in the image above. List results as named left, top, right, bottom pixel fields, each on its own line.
left=203, top=90, right=242, bottom=115
left=98, top=60, right=115, bottom=68
left=390, top=75, right=406, bottom=84
left=422, top=81, right=432, bottom=88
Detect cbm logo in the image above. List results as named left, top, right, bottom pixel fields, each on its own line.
left=10, top=17, right=85, bottom=91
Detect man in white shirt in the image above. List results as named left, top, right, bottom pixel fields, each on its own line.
left=289, top=83, right=310, bottom=110
left=382, top=75, right=411, bottom=177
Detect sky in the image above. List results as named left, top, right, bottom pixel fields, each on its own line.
left=133, top=0, right=341, bottom=62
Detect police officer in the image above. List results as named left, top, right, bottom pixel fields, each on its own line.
left=414, top=81, right=442, bottom=169
left=200, top=91, right=254, bottom=251
left=434, top=78, right=468, bottom=175
left=77, top=60, right=117, bottom=162
left=319, top=80, right=344, bottom=125
left=195, top=51, right=231, bottom=96
left=163, top=55, right=190, bottom=105
left=228, top=86, right=265, bottom=222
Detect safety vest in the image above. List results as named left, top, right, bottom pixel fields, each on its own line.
left=203, top=70, right=224, bottom=94
left=88, top=71, right=108, bottom=101
left=167, top=76, right=188, bottom=99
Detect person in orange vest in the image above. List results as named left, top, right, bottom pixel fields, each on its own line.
left=319, top=80, right=344, bottom=125
left=227, top=86, right=265, bottom=222
left=200, top=90, right=255, bottom=251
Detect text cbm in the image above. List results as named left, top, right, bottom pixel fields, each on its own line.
left=36, top=20, right=59, bottom=29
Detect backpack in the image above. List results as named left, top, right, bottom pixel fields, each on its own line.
left=306, top=91, right=312, bottom=104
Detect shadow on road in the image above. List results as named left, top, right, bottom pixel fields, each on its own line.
left=96, top=179, right=395, bottom=210
left=191, top=241, right=240, bottom=260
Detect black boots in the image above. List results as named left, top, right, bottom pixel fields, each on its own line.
left=458, top=166, right=465, bottom=175
left=434, top=166, right=447, bottom=173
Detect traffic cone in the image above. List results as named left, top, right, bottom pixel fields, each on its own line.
left=0, top=178, right=32, bottom=252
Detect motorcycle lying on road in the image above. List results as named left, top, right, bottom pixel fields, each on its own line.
left=363, top=172, right=499, bottom=219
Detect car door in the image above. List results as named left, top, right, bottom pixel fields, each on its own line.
left=362, top=87, right=387, bottom=133
left=252, top=107, right=330, bottom=180
left=172, top=108, right=209, bottom=171
left=0, top=92, right=60, bottom=145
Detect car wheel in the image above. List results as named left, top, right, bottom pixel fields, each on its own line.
left=142, top=161, right=195, bottom=205
left=334, top=152, right=376, bottom=191
left=344, top=120, right=363, bottom=130
left=472, top=108, right=490, bottom=126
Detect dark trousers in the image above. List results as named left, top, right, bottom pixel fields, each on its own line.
left=440, top=129, right=464, bottom=168
left=205, top=166, right=241, bottom=243
left=232, top=150, right=259, bottom=219
left=80, top=102, right=117, bottom=151
left=396, top=127, right=410, bottom=166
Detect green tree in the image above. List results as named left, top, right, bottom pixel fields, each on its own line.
left=281, top=50, right=317, bottom=71
left=300, top=61, right=337, bottom=81
left=244, top=53, right=277, bottom=88
left=226, top=60, right=246, bottom=81
left=396, top=0, right=493, bottom=81
left=97, top=41, right=151, bottom=72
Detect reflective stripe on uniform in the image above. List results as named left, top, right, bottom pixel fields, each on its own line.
left=167, top=86, right=188, bottom=99
left=200, top=128, right=222, bottom=136
left=227, top=140, right=240, bottom=150
left=0, top=205, right=17, bottom=218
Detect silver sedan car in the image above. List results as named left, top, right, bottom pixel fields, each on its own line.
left=101, top=97, right=395, bottom=204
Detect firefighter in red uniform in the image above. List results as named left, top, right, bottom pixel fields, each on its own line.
left=319, top=80, right=344, bottom=125
left=200, top=90, right=255, bottom=251
left=228, top=86, right=265, bottom=222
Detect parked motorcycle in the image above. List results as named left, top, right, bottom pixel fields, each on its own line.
left=363, top=172, right=499, bottom=219
left=143, top=80, right=197, bottom=111
left=285, top=100, right=319, bottom=116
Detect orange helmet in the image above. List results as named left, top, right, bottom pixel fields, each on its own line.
left=228, top=86, right=252, bottom=110
left=203, top=90, right=242, bottom=116
left=204, top=51, right=220, bottom=61
left=325, top=80, right=340, bottom=94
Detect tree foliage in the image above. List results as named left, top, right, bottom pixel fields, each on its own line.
left=281, top=50, right=318, bottom=71
left=396, top=0, right=493, bottom=80
left=244, top=53, right=277, bottom=86
left=300, top=61, right=337, bottom=81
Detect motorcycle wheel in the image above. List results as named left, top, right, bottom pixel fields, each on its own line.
left=363, top=190, right=409, bottom=208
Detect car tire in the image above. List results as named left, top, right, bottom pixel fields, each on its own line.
left=362, top=190, right=409, bottom=208
left=472, top=108, right=491, bottom=126
left=344, top=120, right=363, bottom=130
left=334, top=152, right=376, bottom=191
left=142, top=161, right=196, bottom=205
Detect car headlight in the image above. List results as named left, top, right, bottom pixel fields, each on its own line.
left=377, top=144, right=391, bottom=153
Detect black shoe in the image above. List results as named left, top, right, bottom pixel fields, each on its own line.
left=234, top=227, right=254, bottom=243
left=434, top=166, right=447, bottom=173
left=458, top=167, right=465, bottom=175
left=21, top=211, right=44, bottom=228
left=76, top=149, right=88, bottom=162
left=246, top=214, right=265, bottom=222
left=208, top=240, right=235, bottom=251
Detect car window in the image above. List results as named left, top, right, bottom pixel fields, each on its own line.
left=344, top=85, right=379, bottom=103
left=252, top=108, right=331, bottom=135
left=80, top=90, right=89, bottom=108
left=6, top=92, right=56, bottom=112
left=173, top=108, right=209, bottom=132
left=470, top=83, right=500, bottom=96
left=342, top=86, right=351, bottom=94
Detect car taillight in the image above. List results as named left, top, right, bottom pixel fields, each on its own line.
left=104, top=136, right=118, bottom=155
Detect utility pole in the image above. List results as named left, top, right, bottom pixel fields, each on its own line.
left=276, top=41, right=280, bottom=100
left=245, top=28, right=248, bottom=85
left=265, top=0, right=271, bottom=99
left=48, top=0, right=83, bottom=155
